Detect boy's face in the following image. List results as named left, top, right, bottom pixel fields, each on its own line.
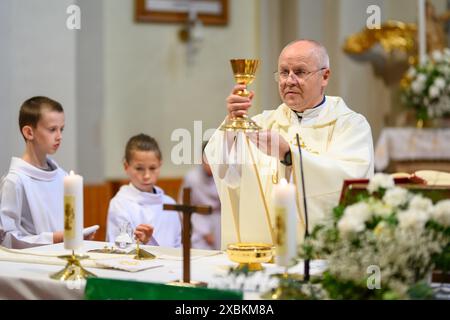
left=124, top=150, right=162, bottom=193
left=25, top=109, right=65, bottom=155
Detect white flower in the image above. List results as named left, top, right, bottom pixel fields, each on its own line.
left=444, top=48, right=450, bottom=57
left=411, top=80, right=425, bottom=94
left=383, top=187, right=409, bottom=208
left=431, top=200, right=450, bottom=227
left=416, top=73, right=427, bottom=83
left=338, top=215, right=365, bottom=236
left=397, top=209, right=428, bottom=231
left=369, top=199, right=393, bottom=218
left=367, top=173, right=395, bottom=194
left=344, top=202, right=372, bottom=222
left=432, top=50, right=443, bottom=62
left=434, top=77, right=446, bottom=90
left=409, top=195, right=433, bottom=218
left=407, top=67, right=416, bottom=78
left=428, top=85, right=440, bottom=99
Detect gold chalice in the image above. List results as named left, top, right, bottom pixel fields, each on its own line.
left=220, top=59, right=261, bottom=132
left=226, top=243, right=274, bottom=271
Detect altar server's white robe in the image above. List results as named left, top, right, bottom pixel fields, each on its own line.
left=179, top=166, right=221, bottom=250
left=205, top=96, right=374, bottom=249
left=106, top=184, right=182, bottom=248
left=0, top=157, right=66, bottom=249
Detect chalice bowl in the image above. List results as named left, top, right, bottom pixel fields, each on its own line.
left=226, top=243, right=274, bottom=271
left=220, top=59, right=261, bottom=132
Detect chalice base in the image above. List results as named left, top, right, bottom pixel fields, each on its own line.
left=220, top=115, right=261, bottom=132
left=236, top=262, right=263, bottom=272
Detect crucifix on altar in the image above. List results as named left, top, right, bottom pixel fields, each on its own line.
left=163, top=187, right=212, bottom=287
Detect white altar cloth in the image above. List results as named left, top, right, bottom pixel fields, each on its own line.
left=375, top=128, right=450, bottom=171
left=0, top=241, right=326, bottom=300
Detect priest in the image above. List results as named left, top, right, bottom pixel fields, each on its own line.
left=205, top=39, right=374, bottom=249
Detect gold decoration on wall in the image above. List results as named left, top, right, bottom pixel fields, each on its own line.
left=343, top=20, right=417, bottom=56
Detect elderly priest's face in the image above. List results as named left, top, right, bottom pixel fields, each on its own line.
left=277, top=41, right=330, bottom=112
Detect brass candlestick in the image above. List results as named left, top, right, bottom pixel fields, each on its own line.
left=130, top=239, right=156, bottom=260
left=50, top=250, right=96, bottom=281
left=220, top=59, right=261, bottom=132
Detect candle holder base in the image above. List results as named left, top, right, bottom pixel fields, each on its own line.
left=129, top=248, right=156, bottom=260
left=167, top=279, right=208, bottom=288
left=261, top=272, right=307, bottom=300
left=50, top=252, right=96, bottom=281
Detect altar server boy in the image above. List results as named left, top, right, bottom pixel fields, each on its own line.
left=0, top=96, right=67, bottom=249
left=106, top=134, right=181, bottom=247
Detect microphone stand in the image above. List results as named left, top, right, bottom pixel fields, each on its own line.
left=296, top=134, right=310, bottom=282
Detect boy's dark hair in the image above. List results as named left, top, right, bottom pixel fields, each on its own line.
left=19, top=96, right=64, bottom=138
left=125, top=134, right=162, bottom=162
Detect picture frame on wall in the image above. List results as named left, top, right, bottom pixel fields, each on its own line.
left=135, top=0, right=228, bottom=26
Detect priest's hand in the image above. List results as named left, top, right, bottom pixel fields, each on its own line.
left=246, top=130, right=290, bottom=159
left=53, top=231, right=64, bottom=243
left=134, top=224, right=154, bottom=244
left=226, top=84, right=254, bottom=118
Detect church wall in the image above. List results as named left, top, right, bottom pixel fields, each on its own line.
left=76, top=0, right=105, bottom=183
left=103, top=0, right=259, bottom=179
left=0, top=0, right=77, bottom=174
left=0, top=0, right=13, bottom=176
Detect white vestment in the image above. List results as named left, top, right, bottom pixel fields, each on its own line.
left=179, top=166, right=221, bottom=250
left=205, top=96, right=374, bottom=249
left=0, top=157, right=66, bottom=249
left=106, top=184, right=182, bottom=248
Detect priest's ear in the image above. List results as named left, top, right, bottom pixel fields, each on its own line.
left=321, top=68, right=330, bottom=85
left=21, top=125, right=35, bottom=141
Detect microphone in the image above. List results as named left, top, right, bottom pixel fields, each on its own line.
left=295, top=133, right=310, bottom=282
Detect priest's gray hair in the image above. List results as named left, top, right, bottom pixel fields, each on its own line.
left=284, top=39, right=330, bottom=69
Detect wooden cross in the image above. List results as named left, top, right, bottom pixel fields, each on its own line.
left=163, top=187, right=212, bottom=285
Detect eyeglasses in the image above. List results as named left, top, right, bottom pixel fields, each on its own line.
left=274, top=67, right=327, bottom=82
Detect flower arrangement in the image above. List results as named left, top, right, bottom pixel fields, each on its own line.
left=301, top=173, right=450, bottom=299
left=400, top=49, right=450, bottom=122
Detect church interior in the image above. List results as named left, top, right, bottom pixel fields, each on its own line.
left=0, top=0, right=449, bottom=302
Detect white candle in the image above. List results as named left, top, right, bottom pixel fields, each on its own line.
left=272, top=178, right=297, bottom=267
left=418, top=0, right=426, bottom=65
left=64, top=170, right=84, bottom=250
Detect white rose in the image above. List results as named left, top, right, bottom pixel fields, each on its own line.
left=411, top=80, right=424, bottom=94
left=344, top=202, right=372, bottom=222
left=432, top=50, right=443, bottom=62
left=338, top=216, right=365, bottom=236
left=429, top=85, right=440, bottom=99
left=367, top=173, right=395, bottom=194
left=434, top=77, right=446, bottom=90
left=416, top=73, right=427, bottom=83
left=370, top=201, right=393, bottom=218
left=382, top=187, right=409, bottom=208
left=409, top=195, right=433, bottom=218
left=431, top=200, right=450, bottom=227
left=398, top=209, right=428, bottom=231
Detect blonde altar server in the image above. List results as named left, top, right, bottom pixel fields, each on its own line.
left=106, top=134, right=181, bottom=248
left=0, top=97, right=67, bottom=249
left=205, top=40, right=374, bottom=249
